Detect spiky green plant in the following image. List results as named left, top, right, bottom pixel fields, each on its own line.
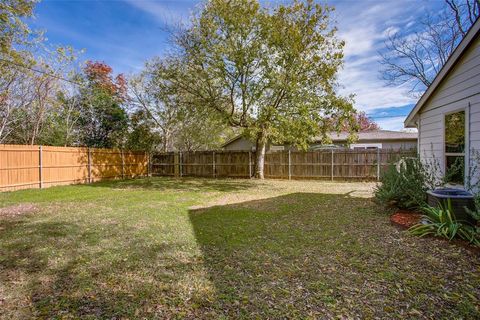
left=409, top=200, right=480, bottom=246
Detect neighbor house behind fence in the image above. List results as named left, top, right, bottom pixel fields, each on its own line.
left=222, top=130, right=418, bottom=152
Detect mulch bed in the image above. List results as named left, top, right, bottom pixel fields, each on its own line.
left=390, top=210, right=422, bottom=229
left=390, top=210, right=480, bottom=253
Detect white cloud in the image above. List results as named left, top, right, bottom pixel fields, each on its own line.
left=331, top=0, right=422, bottom=127
left=376, top=116, right=407, bottom=131
left=123, top=0, right=191, bottom=27
left=382, top=26, right=400, bottom=37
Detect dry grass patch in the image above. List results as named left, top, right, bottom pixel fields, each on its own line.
left=0, top=204, right=38, bottom=218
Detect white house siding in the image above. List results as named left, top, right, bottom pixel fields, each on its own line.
left=380, top=140, right=417, bottom=150
left=417, top=35, right=480, bottom=184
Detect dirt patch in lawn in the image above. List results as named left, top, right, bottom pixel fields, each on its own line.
left=0, top=204, right=38, bottom=218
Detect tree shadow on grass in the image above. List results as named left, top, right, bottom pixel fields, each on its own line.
left=0, top=216, right=205, bottom=319
left=1, top=191, right=478, bottom=319
left=86, top=176, right=259, bottom=193
left=188, top=193, right=480, bottom=319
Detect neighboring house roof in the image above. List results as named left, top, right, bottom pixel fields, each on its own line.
left=221, top=135, right=245, bottom=148
left=221, top=130, right=417, bottom=148
left=324, top=130, right=417, bottom=142
left=405, top=18, right=480, bottom=128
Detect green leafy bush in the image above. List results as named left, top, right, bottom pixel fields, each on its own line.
left=409, top=200, right=480, bottom=246
left=374, top=157, right=435, bottom=209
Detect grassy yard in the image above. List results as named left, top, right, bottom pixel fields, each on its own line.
left=0, top=178, right=479, bottom=319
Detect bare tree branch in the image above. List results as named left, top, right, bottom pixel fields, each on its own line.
left=379, top=0, right=479, bottom=96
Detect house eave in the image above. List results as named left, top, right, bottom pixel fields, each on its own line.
left=325, top=138, right=418, bottom=143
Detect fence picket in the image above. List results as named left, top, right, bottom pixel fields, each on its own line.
left=39, top=145, right=43, bottom=189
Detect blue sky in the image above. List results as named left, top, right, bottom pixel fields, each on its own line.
left=29, top=0, right=445, bottom=130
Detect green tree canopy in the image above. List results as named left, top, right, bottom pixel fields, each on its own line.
left=157, top=0, right=355, bottom=178
left=77, top=61, right=129, bottom=148
left=0, top=0, right=35, bottom=59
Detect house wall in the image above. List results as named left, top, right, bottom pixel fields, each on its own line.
left=417, top=35, right=480, bottom=184
left=222, top=137, right=283, bottom=151
left=379, top=140, right=417, bottom=150
left=222, top=137, right=255, bottom=151
left=334, top=140, right=417, bottom=150
left=224, top=137, right=417, bottom=151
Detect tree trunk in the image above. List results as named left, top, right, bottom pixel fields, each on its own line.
left=162, top=128, right=171, bottom=152
left=255, top=130, right=267, bottom=179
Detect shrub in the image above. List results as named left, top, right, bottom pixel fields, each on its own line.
left=374, top=157, right=434, bottom=210
left=409, top=200, right=479, bottom=246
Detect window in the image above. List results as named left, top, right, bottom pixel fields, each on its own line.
left=350, top=143, right=382, bottom=150
left=444, top=110, right=465, bottom=184
left=354, top=146, right=378, bottom=150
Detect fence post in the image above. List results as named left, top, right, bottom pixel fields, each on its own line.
left=212, top=151, right=216, bottom=178
left=174, top=152, right=179, bottom=177
left=39, top=145, right=43, bottom=189
left=376, top=148, right=381, bottom=181
left=88, top=147, right=92, bottom=183
left=331, top=149, right=334, bottom=181
left=248, top=151, right=252, bottom=178
left=288, top=150, right=291, bottom=180
left=121, top=149, right=125, bottom=179
left=179, top=151, right=183, bottom=177
left=147, top=152, right=151, bottom=177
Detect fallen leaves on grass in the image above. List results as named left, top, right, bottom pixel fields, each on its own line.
left=1, top=178, right=479, bottom=319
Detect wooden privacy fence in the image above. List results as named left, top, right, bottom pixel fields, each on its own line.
left=151, top=151, right=253, bottom=178
left=1, top=146, right=415, bottom=192
left=151, top=149, right=416, bottom=180
left=0, top=144, right=148, bottom=192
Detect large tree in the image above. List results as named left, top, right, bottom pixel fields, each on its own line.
left=130, top=58, right=235, bottom=152
left=158, top=0, right=355, bottom=178
left=380, top=0, right=479, bottom=95
left=0, top=0, right=37, bottom=143
left=2, top=47, right=78, bottom=145
left=77, top=61, right=129, bottom=148
left=173, top=106, right=234, bottom=151
left=329, top=110, right=379, bottom=132
left=125, top=109, right=162, bottom=152
left=130, top=60, right=182, bottom=152
left=0, top=0, right=35, bottom=58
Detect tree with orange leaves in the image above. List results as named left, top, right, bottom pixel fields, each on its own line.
left=77, top=61, right=129, bottom=148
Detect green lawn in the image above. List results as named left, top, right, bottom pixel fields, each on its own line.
left=0, top=178, right=479, bottom=319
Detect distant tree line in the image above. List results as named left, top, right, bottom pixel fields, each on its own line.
left=0, top=0, right=233, bottom=151
left=1, top=0, right=383, bottom=178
